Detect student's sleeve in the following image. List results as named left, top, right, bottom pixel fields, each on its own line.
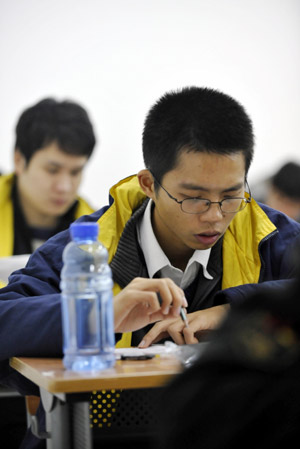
left=214, top=279, right=295, bottom=306
left=0, top=209, right=105, bottom=361
left=0, top=208, right=114, bottom=394
left=0, top=227, right=71, bottom=394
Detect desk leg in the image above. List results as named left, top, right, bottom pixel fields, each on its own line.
left=72, top=401, right=93, bottom=448
left=40, top=388, right=92, bottom=449
left=41, top=388, right=71, bottom=449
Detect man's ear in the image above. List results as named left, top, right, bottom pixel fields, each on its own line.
left=137, top=169, right=156, bottom=199
left=14, top=149, right=27, bottom=175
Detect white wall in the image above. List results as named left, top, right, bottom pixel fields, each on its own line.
left=1, top=0, right=299, bottom=209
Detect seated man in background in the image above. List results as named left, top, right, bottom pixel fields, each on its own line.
left=0, top=97, right=96, bottom=449
left=0, top=97, right=96, bottom=284
left=252, top=161, right=300, bottom=222
left=0, top=86, right=300, bottom=449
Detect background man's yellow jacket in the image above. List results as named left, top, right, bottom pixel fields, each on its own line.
left=0, top=173, right=94, bottom=257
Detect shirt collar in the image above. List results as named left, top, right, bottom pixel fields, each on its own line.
left=137, top=199, right=213, bottom=280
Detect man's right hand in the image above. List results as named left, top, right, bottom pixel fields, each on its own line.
left=113, top=277, right=187, bottom=333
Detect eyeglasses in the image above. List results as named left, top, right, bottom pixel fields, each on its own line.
left=151, top=173, right=252, bottom=215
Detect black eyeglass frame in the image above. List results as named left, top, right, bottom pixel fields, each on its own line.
left=150, top=172, right=252, bottom=215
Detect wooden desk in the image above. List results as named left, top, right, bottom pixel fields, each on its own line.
left=10, top=356, right=182, bottom=449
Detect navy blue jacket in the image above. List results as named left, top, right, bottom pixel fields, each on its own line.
left=0, top=193, right=300, bottom=448
left=0, top=200, right=300, bottom=391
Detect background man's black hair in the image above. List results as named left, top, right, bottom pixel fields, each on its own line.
left=271, top=161, right=300, bottom=200
left=15, top=98, right=96, bottom=163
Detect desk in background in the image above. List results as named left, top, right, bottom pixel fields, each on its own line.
left=10, top=356, right=182, bottom=449
left=0, top=254, right=30, bottom=285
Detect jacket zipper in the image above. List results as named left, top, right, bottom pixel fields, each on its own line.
left=258, top=229, right=278, bottom=282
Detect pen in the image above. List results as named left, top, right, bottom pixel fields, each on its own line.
left=157, top=293, right=189, bottom=327
left=180, top=307, right=189, bottom=328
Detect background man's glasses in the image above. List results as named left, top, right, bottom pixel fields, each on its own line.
left=150, top=172, right=252, bottom=214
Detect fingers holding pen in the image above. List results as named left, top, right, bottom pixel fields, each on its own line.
left=128, top=277, right=187, bottom=316
left=153, top=277, right=187, bottom=316
left=113, top=277, right=188, bottom=333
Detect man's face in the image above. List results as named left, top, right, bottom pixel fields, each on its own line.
left=15, top=142, right=88, bottom=227
left=144, top=150, right=247, bottom=264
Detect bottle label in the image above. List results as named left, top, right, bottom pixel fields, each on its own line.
left=76, top=294, right=100, bottom=349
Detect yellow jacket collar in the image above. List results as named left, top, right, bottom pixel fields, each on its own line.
left=99, top=175, right=147, bottom=263
left=222, top=197, right=277, bottom=288
left=0, top=173, right=94, bottom=258
left=0, top=174, right=15, bottom=256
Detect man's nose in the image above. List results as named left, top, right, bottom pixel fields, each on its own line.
left=199, top=202, right=224, bottom=221
left=55, top=174, right=73, bottom=192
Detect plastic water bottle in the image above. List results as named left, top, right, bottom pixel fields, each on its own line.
left=60, top=221, right=115, bottom=371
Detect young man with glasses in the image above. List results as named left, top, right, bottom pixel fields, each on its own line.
left=1, top=86, right=299, bottom=349
left=0, top=87, right=300, bottom=448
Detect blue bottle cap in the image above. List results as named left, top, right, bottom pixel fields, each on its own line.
left=70, top=222, right=99, bottom=241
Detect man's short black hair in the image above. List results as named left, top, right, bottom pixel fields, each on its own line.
left=271, top=162, right=300, bottom=200
left=142, top=86, right=254, bottom=183
left=15, top=98, right=96, bottom=162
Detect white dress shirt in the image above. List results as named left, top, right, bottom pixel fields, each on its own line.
left=137, top=200, right=213, bottom=290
